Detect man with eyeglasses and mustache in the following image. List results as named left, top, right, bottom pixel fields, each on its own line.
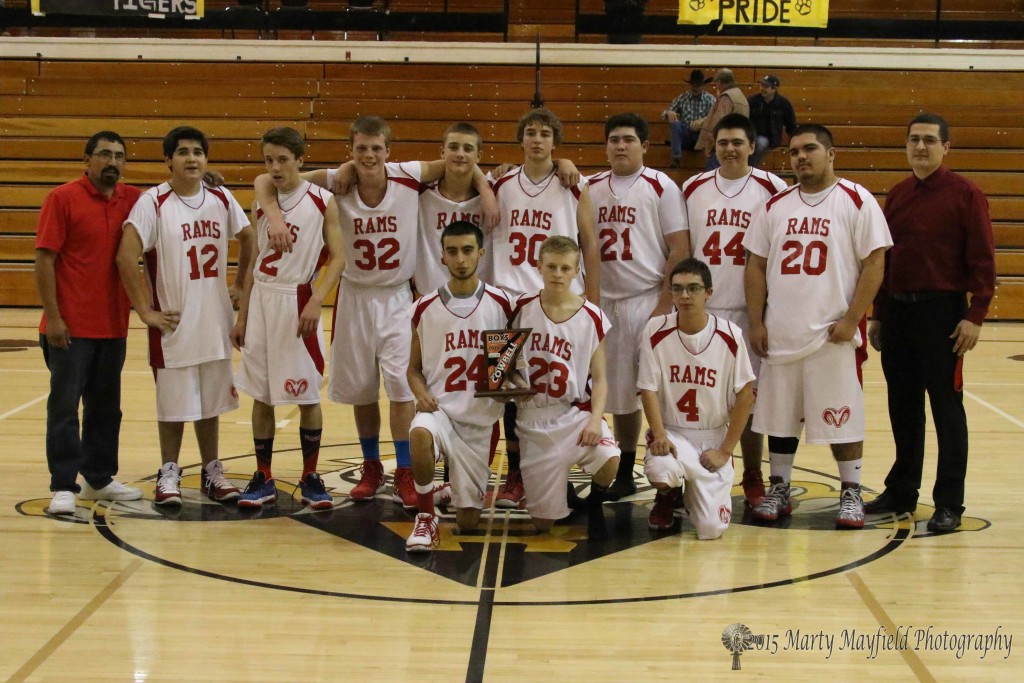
left=865, top=113, right=996, bottom=534
left=35, top=131, right=145, bottom=515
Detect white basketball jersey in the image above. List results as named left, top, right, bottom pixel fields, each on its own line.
left=415, top=183, right=482, bottom=294
left=512, top=295, right=611, bottom=409
left=743, top=179, right=892, bottom=363
left=637, top=313, right=755, bottom=431
left=329, top=162, right=421, bottom=287
left=126, top=182, right=248, bottom=369
left=683, top=168, right=788, bottom=311
left=491, top=168, right=585, bottom=297
left=254, top=181, right=329, bottom=287
left=588, top=167, right=686, bottom=300
left=412, top=282, right=513, bottom=426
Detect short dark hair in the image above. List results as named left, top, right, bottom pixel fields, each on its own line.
left=350, top=115, right=392, bottom=146
left=605, top=113, right=649, bottom=143
left=714, top=113, right=756, bottom=144
left=441, top=220, right=484, bottom=249
left=262, top=126, right=304, bottom=158
left=163, top=126, right=209, bottom=159
left=791, top=123, right=834, bottom=150
left=85, top=131, right=126, bottom=156
left=443, top=122, right=483, bottom=151
left=907, top=112, right=949, bottom=143
left=671, top=257, right=712, bottom=289
left=516, top=108, right=563, bottom=146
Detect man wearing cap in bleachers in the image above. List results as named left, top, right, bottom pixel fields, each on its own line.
left=747, top=74, right=798, bottom=168
left=661, top=68, right=716, bottom=168
left=695, top=68, right=750, bottom=172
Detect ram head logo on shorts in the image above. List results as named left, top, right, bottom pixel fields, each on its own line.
left=284, top=378, right=309, bottom=397
left=822, top=406, right=851, bottom=428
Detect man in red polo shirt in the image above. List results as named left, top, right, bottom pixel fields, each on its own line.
left=35, top=131, right=144, bottom=515
left=866, top=113, right=996, bottom=533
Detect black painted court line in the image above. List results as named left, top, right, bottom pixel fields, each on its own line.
left=466, top=543, right=502, bottom=683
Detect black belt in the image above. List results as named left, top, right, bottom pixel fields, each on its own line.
left=889, top=291, right=960, bottom=304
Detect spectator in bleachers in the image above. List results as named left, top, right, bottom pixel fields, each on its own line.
left=661, top=69, right=715, bottom=168
left=747, top=75, right=797, bottom=168
left=695, top=68, right=749, bottom=172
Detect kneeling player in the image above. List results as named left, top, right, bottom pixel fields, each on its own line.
left=405, top=221, right=513, bottom=551
left=512, top=236, right=620, bottom=532
left=639, top=258, right=754, bottom=539
left=233, top=127, right=345, bottom=509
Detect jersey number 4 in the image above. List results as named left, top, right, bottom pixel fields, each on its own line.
left=676, top=388, right=699, bottom=422
left=186, top=244, right=219, bottom=281
left=702, top=231, right=745, bottom=266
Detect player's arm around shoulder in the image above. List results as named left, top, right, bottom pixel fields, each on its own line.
left=230, top=204, right=260, bottom=349
left=407, top=325, right=439, bottom=413
left=295, top=201, right=344, bottom=340
left=576, top=185, right=601, bottom=305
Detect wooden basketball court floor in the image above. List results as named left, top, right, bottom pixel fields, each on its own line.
left=1, top=307, right=1021, bottom=682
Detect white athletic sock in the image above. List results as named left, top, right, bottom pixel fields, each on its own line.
left=768, top=452, right=795, bottom=483
left=415, top=481, right=435, bottom=495
left=837, top=459, right=863, bottom=486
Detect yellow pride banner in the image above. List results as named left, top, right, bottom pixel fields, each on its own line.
left=679, top=0, right=829, bottom=28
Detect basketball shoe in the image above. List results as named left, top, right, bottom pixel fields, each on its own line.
left=154, top=463, right=182, bottom=506
left=742, top=469, right=766, bottom=508
left=80, top=479, right=143, bottom=501
left=201, top=460, right=240, bottom=502
left=835, top=484, right=865, bottom=529
left=751, top=476, right=792, bottom=522
left=349, top=460, right=386, bottom=501
left=49, top=490, right=76, bottom=515
left=648, top=487, right=681, bottom=531
left=238, top=471, right=277, bottom=508
left=432, top=482, right=453, bottom=507
left=392, top=467, right=417, bottom=510
left=406, top=512, right=440, bottom=553
left=495, top=469, right=525, bottom=508
left=299, top=473, right=333, bottom=510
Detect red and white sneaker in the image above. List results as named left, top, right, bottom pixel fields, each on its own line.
left=349, top=460, right=386, bottom=501
left=432, top=482, right=453, bottom=507
left=835, top=484, right=865, bottom=529
left=752, top=476, right=792, bottom=522
left=155, top=462, right=182, bottom=506
left=201, top=460, right=240, bottom=502
left=495, top=469, right=525, bottom=509
left=742, top=469, right=766, bottom=508
left=391, top=467, right=418, bottom=510
left=649, top=487, right=681, bottom=531
left=405, top=512, right=440, bottom=553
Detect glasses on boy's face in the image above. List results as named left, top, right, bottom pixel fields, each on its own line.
left=92, top=150, right=126, bottom=161
left=670, top=284, right=706, bottom=295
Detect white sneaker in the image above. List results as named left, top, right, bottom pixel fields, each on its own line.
left=80, top=479, right=144, bottom=502
left=405, top=512, right=440, bottom=553
left=49, top=490, right=76, bottom=515
left=432, top=482, right=453, bottom=507
left=155, top=463, right=183, bottom=506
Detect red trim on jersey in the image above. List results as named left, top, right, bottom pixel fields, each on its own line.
left=297, top=283, right=325, bottom=375
left=509, top=293, right=540, bottom=325
left=581, top=303, right=606, bottom=342
left=306, top=189, right=327, bottom=215
left=713, top=325, right=740, bottom=357
left=682, top=173, right=715, bottom=201
left=411, top=291, right=441, bottom=328
left=492, top=171, right=517, bottom=195
left=207, top=185, right=230, bottom=210
left=389, top=175, right=421, bottom=192
left=143, top=249, right=166, bottom=369
left=330, top=282, right=340, bottom=344
left=484, top=286, right=514, bottom=320
left=765, top=184, right=801, bottom=212
left=155, top=189, right=173, bottom=209
left=836, top=180, right=864, bottom=209
left=751, top=173, right=782, bottom=196
left=650, top=326, right=675, bottom=349
left=256, top=207, right=265, bottom=221
left=639, top=171, right=665, bottom=197
left=570, top=185, right=582, bottom=200
left=587, top=172, right=610, bottom=188
left=855, top=317, right=868, bottom=386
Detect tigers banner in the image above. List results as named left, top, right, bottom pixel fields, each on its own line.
left=30, top=0, right=204, bottom=19
left=678, top=0, right=828, bottom=29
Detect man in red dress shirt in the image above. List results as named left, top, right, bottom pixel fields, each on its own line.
left=866, top=113, right=996, bottom=533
